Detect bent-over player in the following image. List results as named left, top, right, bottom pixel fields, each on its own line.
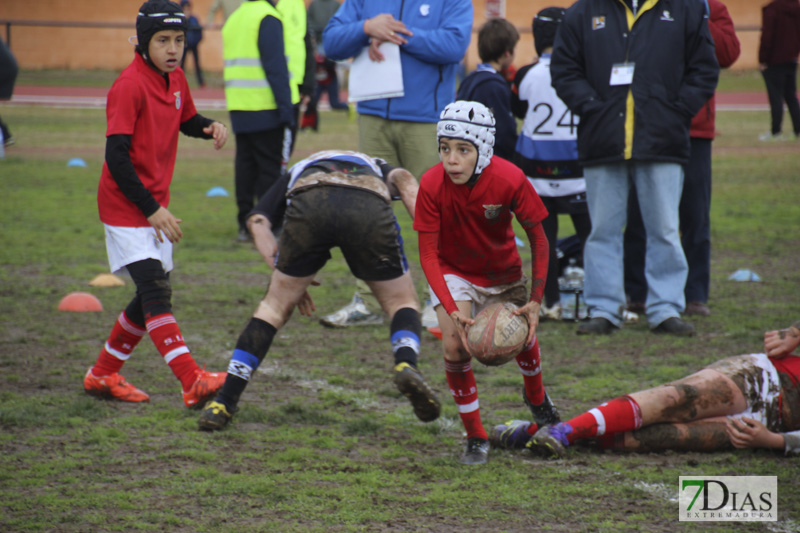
left=414, top=101, right=560, bottom=465
left=84, top=0, right=229, bottom=407
left=498, top=320, right=800, bottom=457
left=198, top=150, right=441, bottom=430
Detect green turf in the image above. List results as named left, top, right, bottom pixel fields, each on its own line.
left=0, top=105, right=798, bottom=532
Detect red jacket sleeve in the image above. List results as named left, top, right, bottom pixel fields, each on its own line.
left=708, top=0, right=740, bottom=69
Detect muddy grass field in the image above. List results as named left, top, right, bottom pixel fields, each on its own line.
left=1, top=106, right=799, bottom=532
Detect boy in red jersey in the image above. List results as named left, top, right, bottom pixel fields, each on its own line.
left=84, top=0, right=229, bottom=408
left=414, top=100, right=560, bottom=465
left=523, top=320, right=800, bottom=457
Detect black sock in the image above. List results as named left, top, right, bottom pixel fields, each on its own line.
left=217, top=318, right=277, bottom=408
left=390, top=307, right=421, bottom=367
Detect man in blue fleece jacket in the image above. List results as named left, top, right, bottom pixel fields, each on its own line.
left=320, top=0, right=473, bottom=328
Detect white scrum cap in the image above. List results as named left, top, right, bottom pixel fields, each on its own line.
left=437, top=100, right=496, bottom=175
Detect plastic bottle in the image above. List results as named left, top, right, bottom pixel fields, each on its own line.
left=564, top=258, right=584, bottom=290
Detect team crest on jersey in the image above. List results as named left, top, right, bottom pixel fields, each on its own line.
left=592, top=16, right=606, bottom=30
left=483, top=204, right=503, bottom=219
left=660, top=10, right=674, bottom=21
left=420, top=4, right=430, bottom=16
left=174, top=91, right=181, bottom=110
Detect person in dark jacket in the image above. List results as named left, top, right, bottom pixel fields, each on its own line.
left=758, top=0, right=800, bottom=140
left=624, top=0, right=740, bottom=319
left=550, top=0, right=718, bottom=336
left=456, top=17, right=519, bottom=160
left=180, top=0, right=205, bottom=88
left=0, top=35, right=18, bottom=149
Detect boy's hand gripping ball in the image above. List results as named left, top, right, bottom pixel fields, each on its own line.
left=466, top=303, right=529, bottom=366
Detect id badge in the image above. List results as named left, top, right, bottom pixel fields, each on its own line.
left=609, top=63, right=635, bottom=86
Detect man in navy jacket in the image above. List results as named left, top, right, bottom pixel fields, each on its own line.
left=550, top=0, right=718, bottom=336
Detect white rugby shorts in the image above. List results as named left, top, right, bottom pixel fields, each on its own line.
left=709, top=353, right=782, bottom=430
left=428, top=274, right=528, bottom=316
left=104, top=225, right=173, bottom=275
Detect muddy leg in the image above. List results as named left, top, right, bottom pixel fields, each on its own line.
left=608, top=418, right=734, bottom=452
left=630, top=369, right=746, bottom=426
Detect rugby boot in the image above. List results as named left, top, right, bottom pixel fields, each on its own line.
left=460, top=437, right=490, bottom=465
left=393, top=363, right=441, bottom=422
left=183, top=368, right=227, bottom=408
left=83, top=368, right=149, bottom=403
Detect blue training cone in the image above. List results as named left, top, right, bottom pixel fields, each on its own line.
left=206, top=186, right=229, bottom=197
left=67, top=157, right=87, bottom=167
left=728, top=269, right=762, bottom=282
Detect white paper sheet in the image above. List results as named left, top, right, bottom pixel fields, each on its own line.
left=348, top=42, right=405, bottom=102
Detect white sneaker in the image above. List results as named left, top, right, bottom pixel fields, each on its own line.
left=319, top=293, right=383, bottom=328
left=539, top=303, right=562, bottom=320
left=421, top=299, right=438, bottom=328
left=758, top=132, right=784, bottom=142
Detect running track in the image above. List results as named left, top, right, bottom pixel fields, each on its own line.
left=8, top=85, right=772, bottom=111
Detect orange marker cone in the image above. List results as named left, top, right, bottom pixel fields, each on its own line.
left=88, top=273, right=126, bottom=287
left=58, top=292, right=104, bottom=312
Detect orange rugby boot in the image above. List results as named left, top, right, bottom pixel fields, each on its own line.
left=83, top=368, right=150, bottom=403
left=183, top=367, right=227, bottom=408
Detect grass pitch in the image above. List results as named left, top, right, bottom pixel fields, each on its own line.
left=0, top=101, right=798, bottom=532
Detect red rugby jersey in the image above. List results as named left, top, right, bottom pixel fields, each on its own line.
left=772, top=354, right=800, bottom=386
left=97, top=53, right=197, bottom=226
left=415, top=156, right=548, bottom=289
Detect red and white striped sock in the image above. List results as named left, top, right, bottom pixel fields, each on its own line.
left=91, top=311, right=146, bottom=376
left=444, top=358, right=487, bottom=440
left=565, top=395, right=643, bottom=443
left=516, top=336, right=545, bottom=405
left=145, top=313, right=199, bottom=391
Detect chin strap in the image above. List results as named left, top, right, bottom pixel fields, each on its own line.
left=465, top=159, right=481, bottom=186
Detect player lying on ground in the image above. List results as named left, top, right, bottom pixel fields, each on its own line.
left=198, top=150, right=441, bottom=430
left=493, top=320, right=800, bottom=457
left=414, top=101, right=560, bottom=465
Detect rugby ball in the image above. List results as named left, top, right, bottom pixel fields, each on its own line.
left=466, top=303, right=528, bottom=366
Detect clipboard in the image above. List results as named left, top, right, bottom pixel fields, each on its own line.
left=348, top=42, right=405, bottom=102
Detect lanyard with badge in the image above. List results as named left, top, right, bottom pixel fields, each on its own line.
left=609, top=0, right=636, bottom=86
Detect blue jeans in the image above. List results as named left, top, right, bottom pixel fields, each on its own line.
left=584, top=162, right=687, bottom=327
left=625, top=138, right=712, bottom=304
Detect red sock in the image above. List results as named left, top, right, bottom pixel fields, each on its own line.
left=145, top=313, right=199, bottom=391
left=525, top=423, right=540, bottom=436
left=444, top=358, right=487, bottom=440
left=565, top=395, right=643, bottom=443
left=92, top=311, right=146, bottom=376
left=516, top=336, right=544, bottom=405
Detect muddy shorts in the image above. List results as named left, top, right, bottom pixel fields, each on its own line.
left=707, top=353, right=783, bottom=431
left=275, top=185, right=408, bottom=281
left=429, top=274, right=529, bottom=316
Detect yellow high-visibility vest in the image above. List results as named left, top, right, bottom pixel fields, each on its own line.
left=222, top=1, right=299, bottom=111
left=276, top=0, right=307, bottom=105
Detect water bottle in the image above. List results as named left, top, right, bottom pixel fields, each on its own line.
left=560, top=292, right=575, bottom=320
left=564, top=258, right=584, bottom=291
